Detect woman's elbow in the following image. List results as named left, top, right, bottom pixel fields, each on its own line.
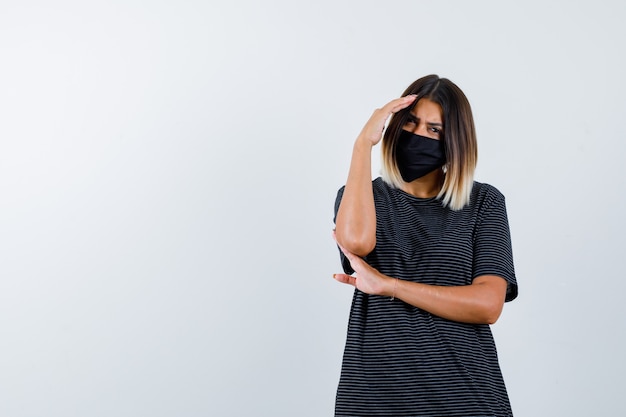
left=335, top=231, right=375, bottom=257
left=479, top=300, right=504, bottom=325
left=471, top=276, right=507, bottom=324
left=484, top=307, right=503, bottom=325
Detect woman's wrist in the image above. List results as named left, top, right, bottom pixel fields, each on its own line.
left=389, top=277, right=399, bottom=301
left=354, top=135, right=375, bottom=151
left=380, top=275, right=398, bottom=298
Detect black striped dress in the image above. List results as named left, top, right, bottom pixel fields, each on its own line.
left=333, top=178, right=518, bottom=417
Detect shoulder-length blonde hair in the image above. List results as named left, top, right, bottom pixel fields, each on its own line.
left=381, top=75, right=478, bottom=211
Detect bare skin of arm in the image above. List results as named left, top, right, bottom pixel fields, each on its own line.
left=333, top=236, right=508, bottom=325
left=334, top=95, right=417, bottom=257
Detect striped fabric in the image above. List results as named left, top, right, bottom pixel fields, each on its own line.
left=333, top=178, right=518, bottom=417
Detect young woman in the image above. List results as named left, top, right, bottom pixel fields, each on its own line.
left=333, top=75, right=518, bottom=416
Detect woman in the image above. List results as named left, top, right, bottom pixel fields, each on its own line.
left=333, top=74, right=518, bottom=416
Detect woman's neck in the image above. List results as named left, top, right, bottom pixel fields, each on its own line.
left=400, top=169, right=444, bottom=198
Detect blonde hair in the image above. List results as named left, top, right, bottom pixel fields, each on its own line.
left=381, top=75, right=477, bottom=211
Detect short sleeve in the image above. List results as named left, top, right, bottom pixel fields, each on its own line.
left=333, top=186, right=355, bottom=275
left=472, top=189, right=518, bottom=302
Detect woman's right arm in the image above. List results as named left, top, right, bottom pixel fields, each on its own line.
left=334, top=95, right=416, bottom=257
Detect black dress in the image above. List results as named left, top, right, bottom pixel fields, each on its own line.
left=334, top=178, right=518, bottom=417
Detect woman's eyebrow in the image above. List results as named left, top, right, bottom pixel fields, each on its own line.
left=408, top=114, right=443, bottom=127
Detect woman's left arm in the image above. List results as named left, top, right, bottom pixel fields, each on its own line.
left=333, top=240, right=508, bottom=325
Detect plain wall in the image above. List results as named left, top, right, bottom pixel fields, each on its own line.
left=1, top=1, right=625, bottom=416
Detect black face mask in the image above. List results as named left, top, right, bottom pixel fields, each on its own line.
left=395, top=130, right=446, bottom=182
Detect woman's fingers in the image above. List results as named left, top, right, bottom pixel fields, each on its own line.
left=333, top=232, right=359, bottom=264
left=332, top=230, right=349, bottom=256
left=384, top=94, right=417, bottom=114
left=333, top=231, right=359, bottom=287
left=373, top=95, right=417, bottom=127
left=360, top=95, right=417, bottom=146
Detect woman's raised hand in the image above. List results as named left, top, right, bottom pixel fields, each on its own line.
left=334, top=95, right=417, bottom=257
left=357, top=95, right=417, bottom=147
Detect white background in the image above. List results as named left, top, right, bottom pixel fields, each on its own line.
left=1, top=1, right=625, bottom=416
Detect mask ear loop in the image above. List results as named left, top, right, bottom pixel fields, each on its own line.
left=441, top=132, right=449, bottom=172
left=435, top=131, right=448, bottom=196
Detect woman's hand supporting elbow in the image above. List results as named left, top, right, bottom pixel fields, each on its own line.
left=333, top=238, right=508, bottom=325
